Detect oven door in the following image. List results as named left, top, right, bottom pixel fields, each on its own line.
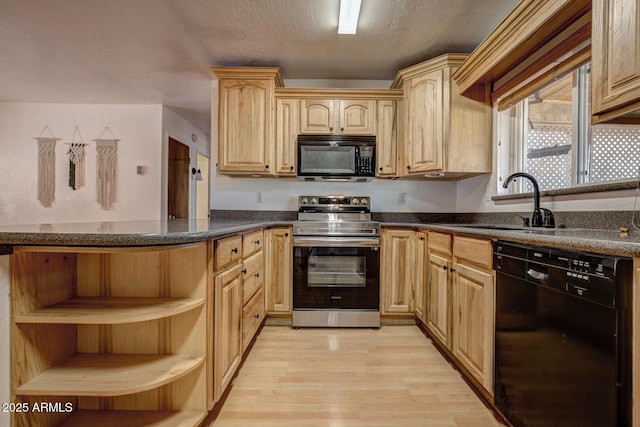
left=293, top=238, right=379, bottom=310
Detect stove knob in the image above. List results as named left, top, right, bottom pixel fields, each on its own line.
left=352, top=199, right=360, bottom=205
left=310, top=197, right=317, bottom=204
left=301, top=197, right=309, bottom=204
left=361, top=198, right=368, bottom=205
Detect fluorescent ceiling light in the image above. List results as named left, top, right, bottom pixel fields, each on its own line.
left=338, top=0, right=362, bottom=34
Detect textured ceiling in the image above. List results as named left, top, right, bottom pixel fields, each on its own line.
left=0, top=0, right=519, bottom=133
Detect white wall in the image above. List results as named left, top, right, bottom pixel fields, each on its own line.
left=161, top=106, right=211, bottom=219
left=0, top=103, right=164, bottom=224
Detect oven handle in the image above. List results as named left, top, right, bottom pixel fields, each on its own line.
left=293, top=236, right=380, bottom=248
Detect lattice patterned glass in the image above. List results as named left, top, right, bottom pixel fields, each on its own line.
left=525, top=123, right=572, bottom=191
left=590, top=126, right=640, bottom=182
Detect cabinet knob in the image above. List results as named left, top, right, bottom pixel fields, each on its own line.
left=241, top=268, right=247, bottom=274
left=419, top=236, right=425, bottom=241
left=407, top=165, right=411, bottom=170
left=443, top=265, right=448, bottom=271
left=231, top=248, right=238, bottom=254
left=254, top=240, right=260, bottom=245
left=255, top=273, right=260, bottom=278
left=254, top=314, right=260, bottom=319
left=284, top=232, right=289, bottom=237
left=340, top=127, right=344, bottom=132
left=450, top=268, right=456, bottom=273
left=329, top=127, right=333, bottom=132
left=290, top=166, right=294, bottom=170
left=265, top=164, right=269, bottom=169
left=379, top=167, right=383, bottom=171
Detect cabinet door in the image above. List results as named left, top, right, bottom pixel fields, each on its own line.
left=214, top=263, right=243, bottom=402
left=414, top=232, right=428, bottom=323
left=426, top=250, right=451, bottom=348
left=376, top=100, right=398, bottom=176
left=265, top=227, right=292, bottom=313
left=339, top=100, right=376, bottom=134
left=381, top=229, right=416, bottom=314
left=592, top=0, right=640, bottom=120
left=300, top=99, right=337, bottom=134
left=452, top=262, right=494, bottom=393
left=275, top=99, right=299, bottom=176
left=218, top=79, right=274, bottom=174
left=405, top=69, right=443, bottom=173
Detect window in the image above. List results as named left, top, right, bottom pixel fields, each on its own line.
left=498, top=63, right=640, bottom=194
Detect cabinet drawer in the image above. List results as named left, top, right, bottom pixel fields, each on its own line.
left=242, top=287, right=265, bottom=352
left=453, top=236, right=493, bottom=269
left=243, top=229, right=264, bottom=258
left=215, top=235, right=243, bottom=272
left=428, top=231, right=452, bottom=255
left=242, top=251, right=264, bottom=305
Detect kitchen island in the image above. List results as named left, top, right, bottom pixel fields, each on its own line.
left=1, top=218, right=639, bottom=426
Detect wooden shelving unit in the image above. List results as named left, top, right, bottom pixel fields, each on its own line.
left=14, top=297, right=205, bottom=324
left=10, top=242, right=210, bottom=427
left=16, top=353, right=205, bottom=396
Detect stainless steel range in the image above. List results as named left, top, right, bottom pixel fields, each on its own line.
left=292, top=195, right=380, bottom=328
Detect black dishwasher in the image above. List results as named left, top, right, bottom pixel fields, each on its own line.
left=494, top=241, right=632, bottom=427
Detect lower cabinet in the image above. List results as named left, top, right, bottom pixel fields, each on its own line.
left=381, top=228, right=417, bottom=315
left=414, top=231, right=428, bottom=323
left=265, top=227, right=292, bottom=314
left=425, top=232, right=453, bottom=348
left=451, top=235, right=494, bottom=394
left=213, top=263, right=243, bottom=403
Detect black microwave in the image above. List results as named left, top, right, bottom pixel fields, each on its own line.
left=297, top=135, right=376, bottom=182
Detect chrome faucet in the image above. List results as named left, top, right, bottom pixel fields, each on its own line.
left=502, top=172, right=555, bottom=228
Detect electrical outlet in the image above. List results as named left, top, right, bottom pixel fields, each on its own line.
left=257, top=192, right=263, bottom=203
left=399, top=192, right=407, bottom=204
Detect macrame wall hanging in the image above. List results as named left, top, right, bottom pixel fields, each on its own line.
left=34, top=126, right=60, bottom=208
left=94, top=127, right=119, bottom=210
left=66, top=126, right=88, bottom=191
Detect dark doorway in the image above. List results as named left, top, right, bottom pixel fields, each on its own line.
left=168, top=137, right=190, bottom=219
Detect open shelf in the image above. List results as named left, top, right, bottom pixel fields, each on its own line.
left=59, top=410, right=207, bottom=427
left=14, top=297, right=205, bottom=324
left=16, top=353, right=205, bottom=397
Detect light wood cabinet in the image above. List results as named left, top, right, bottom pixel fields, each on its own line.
left=11, top=244, right=209, bottom=426
left=376, top=100, right=400, bottom=177
left=381, top=229, right=416, bottom=315
left=275, top=98, right=300, bottom=176
left=414, top=231, right=428, bottom=323
left=592, top=0, right=640, bottom=122
left=393, top=54, right=491, bottom=178
left=265, top=227, right=292, bottom=314
left=451, top=235, right=494, bottom=394
left=426, top=232, right=453, bottom=348
left=213, top=263, right=243, bottom=403
left=300, top=99, right=376, bottom=135
left=212, top=67, right=283, bottom=175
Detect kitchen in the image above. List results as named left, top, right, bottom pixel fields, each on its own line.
left=1, top=0, right=640, bottom=426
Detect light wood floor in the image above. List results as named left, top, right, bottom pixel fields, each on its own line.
left=207, top=325, right=505, bottom=426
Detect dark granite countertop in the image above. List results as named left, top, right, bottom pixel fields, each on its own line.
left=0, top=219, right=293, bottom=247
left=381, top=222, right=640, bottom=258
left=0, top=218, right=639, bottom=258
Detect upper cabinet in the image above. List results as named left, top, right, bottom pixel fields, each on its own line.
left=274, top=88, right=403, bottom=178
left=393, top=54, right=492, bottom=178
left=299, top=99, right=375, bottom=135
left=592, top=0, right=640, bottom=122
left=212, top=67, right=284, bottom=175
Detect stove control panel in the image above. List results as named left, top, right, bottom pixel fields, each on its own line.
left=298, top=196, right=370, bottom=208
